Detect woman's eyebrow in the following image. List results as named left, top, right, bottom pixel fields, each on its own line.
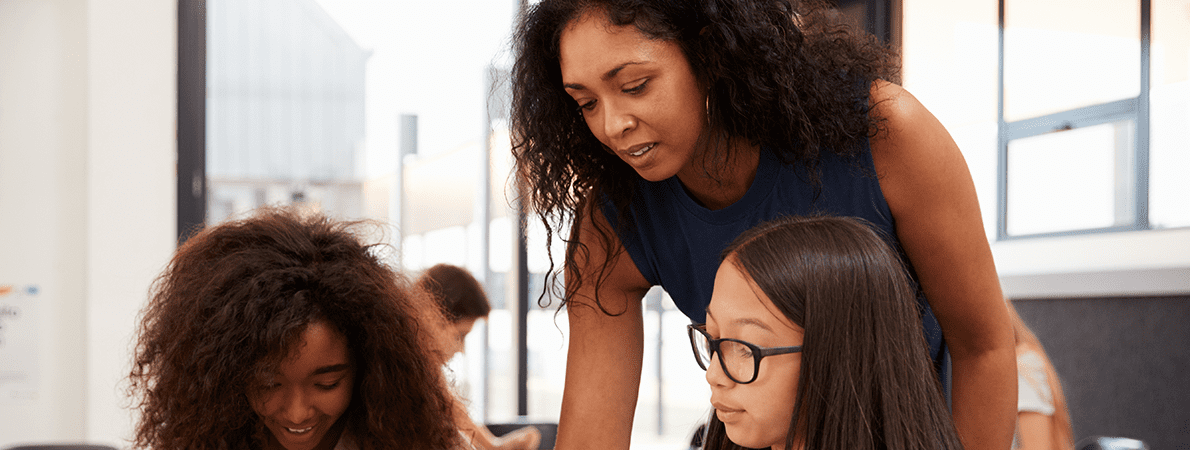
left=600, top=61, right=644, bottom=80
left=312, top=363, right=351, bottom=376
left=563, top=61, right=646, bottom=91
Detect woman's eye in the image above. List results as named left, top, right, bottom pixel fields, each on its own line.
left=623, top=80, right=648, bottom=94
left=315, top=381, right=341, bottom=390
left=579, top=100, right=597, bottom=111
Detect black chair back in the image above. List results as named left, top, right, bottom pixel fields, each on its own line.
left=487, top=422, right=558, bottom=450
left=1076, top=436, right=1149, bottom=450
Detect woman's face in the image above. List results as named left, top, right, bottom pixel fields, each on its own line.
left=558, top=10, right=707, bottom=182
left=705, top=258, right=804, bottom=450
left=248, top=321, right=355, bottom=450
left=447, top=316, right=479, bottom=356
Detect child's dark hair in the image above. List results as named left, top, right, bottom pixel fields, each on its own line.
left=703, top=215, right=962, bottom=450
left=418, top=263, right=493, bottom=321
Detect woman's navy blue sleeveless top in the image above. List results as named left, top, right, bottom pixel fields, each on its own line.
left=600, top=145, right=947, bottom=377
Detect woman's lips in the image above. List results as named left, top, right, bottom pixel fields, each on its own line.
left=624, top=142, right=656, bottom=157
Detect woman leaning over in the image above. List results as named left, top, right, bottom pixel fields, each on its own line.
left=510, top=0, right=1016, bottom=449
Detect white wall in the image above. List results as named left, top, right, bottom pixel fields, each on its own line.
left=0, top=0, right=89, bottom=443
left=0, top=0, right=177, bottom=448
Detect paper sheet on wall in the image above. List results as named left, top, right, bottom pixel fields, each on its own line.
left=0, top=284, right=40, bottom=401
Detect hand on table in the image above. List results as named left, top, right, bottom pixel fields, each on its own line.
left=494, top=426, right=542, bottom=450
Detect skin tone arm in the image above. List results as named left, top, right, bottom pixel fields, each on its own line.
left=869, top=80, right=1018, bottom=450
left=1016, top=412, right=1054, bottom=450
left=453, top=395, right=543, bottom=450
left=554, top=203, right=653, bottom=450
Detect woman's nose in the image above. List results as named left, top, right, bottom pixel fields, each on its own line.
left=601, top=100, right=637, bottom=139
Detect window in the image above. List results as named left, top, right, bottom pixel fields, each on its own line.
left=998, top=0, right=1190, bottom=238
left=1149, top=0, right=1190, bottom=229
left=199, top=0, right=527, bottom=426
left=903, top=0, right=1190, bottom=297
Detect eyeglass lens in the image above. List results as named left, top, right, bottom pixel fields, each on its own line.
left=692, top=329, right=756, bottom=382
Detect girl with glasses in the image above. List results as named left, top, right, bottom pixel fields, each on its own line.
left=128, top=208, right=465, bottom=450
left=692, top=215, right=962, bottom=450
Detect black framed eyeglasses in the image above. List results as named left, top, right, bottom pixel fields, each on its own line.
left=687, top=323, right=802, bottom=384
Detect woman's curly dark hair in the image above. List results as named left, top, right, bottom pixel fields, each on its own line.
left=510, top=0, right=900, bottom=309
left=128, top=208, right=461, bottom=450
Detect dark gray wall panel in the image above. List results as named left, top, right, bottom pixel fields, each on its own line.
left=1013, top=296, right=1190, bottom=449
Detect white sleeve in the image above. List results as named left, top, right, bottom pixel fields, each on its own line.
left=1016, top=350, right=1055, bottom=415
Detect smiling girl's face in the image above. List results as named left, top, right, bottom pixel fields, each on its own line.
left=705, top=258, right=805, bottom=450
left=248, top=321, right=355, bottom=450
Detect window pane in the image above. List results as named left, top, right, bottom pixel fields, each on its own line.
left=526, top=217, right=567, bottom=425
left=1007, top=121, right=1135, bottom=236
left=206, top=0, right=370, bottom=222
left=635, top=289, right=713, bottom=447
left=1004, top=0, right=1140, bottom=122
left=901, top=0, right=1000, bottom=240
left=1150, top=0, right=1190, bottom=229
left=660, top=292, right=713, bottom=439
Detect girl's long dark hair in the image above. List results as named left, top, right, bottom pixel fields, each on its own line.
left=129, top=208, right=461, bottom=450
left=702, top=215, right=962, bottom=450
left=510, top=0, right=899, bottom=310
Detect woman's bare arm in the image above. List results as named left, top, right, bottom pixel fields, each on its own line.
left=554, top=205, right=653, bottom=450
left=870, top=80, right=1018, bottom=450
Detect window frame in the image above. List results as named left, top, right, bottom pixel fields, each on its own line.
left=996, top=0, right=1153, bottom=240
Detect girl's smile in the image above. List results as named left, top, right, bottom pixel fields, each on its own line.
left=248, top=321, right=355, bottom=450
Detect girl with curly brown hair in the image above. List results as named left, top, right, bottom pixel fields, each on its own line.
left=129, top=208, right=464, bottom=450
left=509, top=1, right=1016, bottom=449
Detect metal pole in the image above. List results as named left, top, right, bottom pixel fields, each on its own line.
left=177, top=0, right=207, bottom=243
left=516, top=207, right=530, bottom=417
left=397, top=114, right=417, bottom=254
left=1135, top=0, right=1151, bottom=229
left=649, top=289, right=664, bottom=436
left=996, top=0, right=1008, bottom=240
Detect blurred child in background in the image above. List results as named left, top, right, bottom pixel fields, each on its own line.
left=419, top=264, right=543, bottom=450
